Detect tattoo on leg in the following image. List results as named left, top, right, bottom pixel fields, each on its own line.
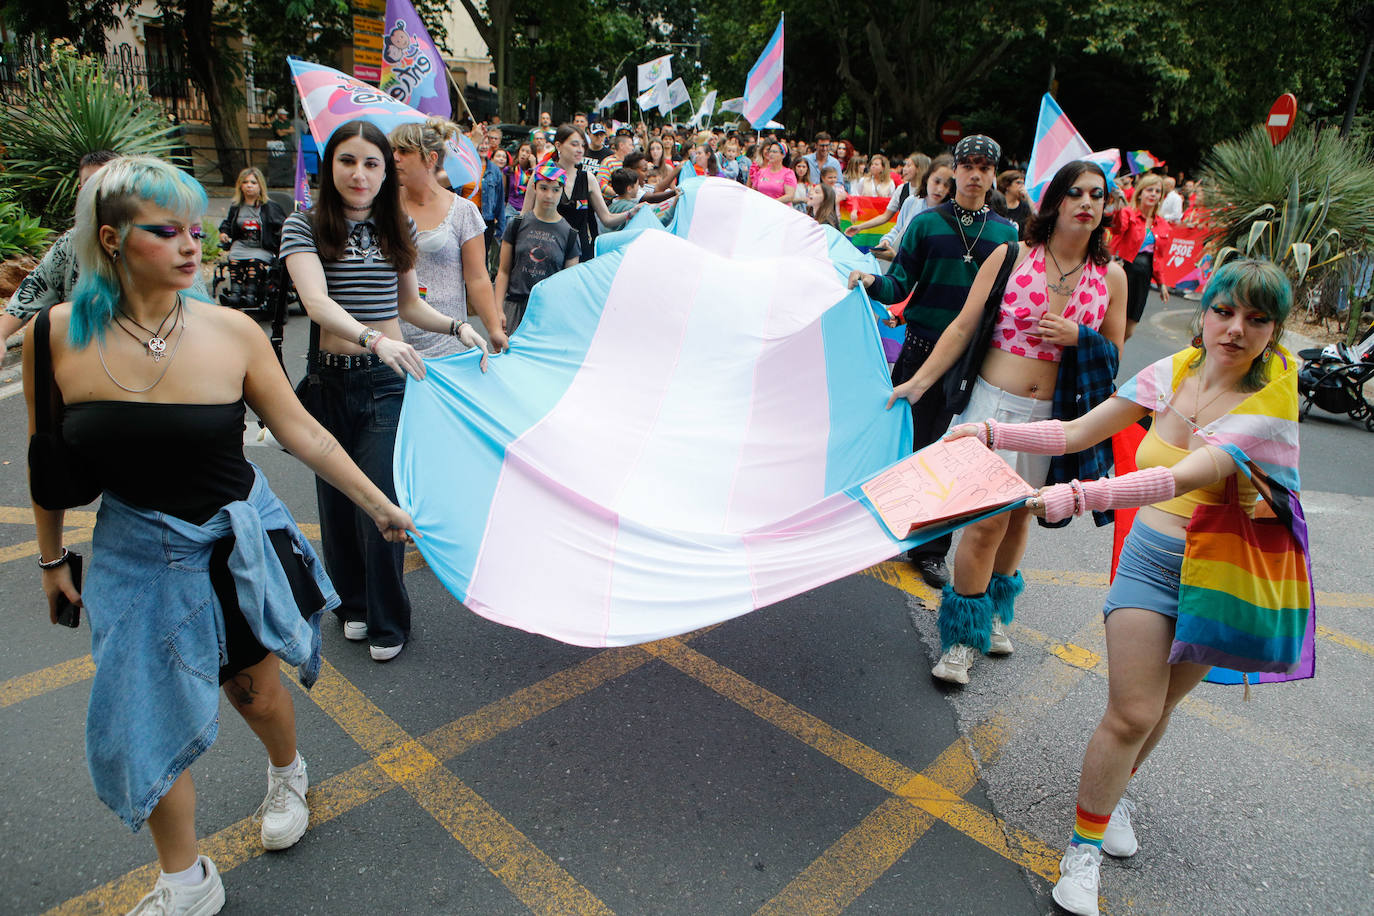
left=225, top=672, right=258, bottom=706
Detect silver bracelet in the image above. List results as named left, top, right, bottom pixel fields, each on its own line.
left=38, top=547, right=70, bottom=569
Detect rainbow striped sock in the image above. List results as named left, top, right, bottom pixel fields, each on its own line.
left=1070, top=804, right=1111, bottom=848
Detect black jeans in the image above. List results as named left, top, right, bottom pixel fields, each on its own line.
left=892, top=333, right=956, bottom=560
left=298, top=363, right=411, bottom=647
left=1122, top=251, right=1154, bottom=322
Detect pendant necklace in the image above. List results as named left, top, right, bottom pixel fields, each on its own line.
left=117, top=294, right=180, bottom=361
left=952, top=204, right=989, bottom=264
left=1189, top=375, right=1233, bottom=426
left=99, top=297, right=186, bottom=393
left=1045, top=247, right=1087, bottom=296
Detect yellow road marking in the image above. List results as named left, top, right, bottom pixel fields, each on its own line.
left=644, top=638, right=1065, bottom=890
left=1316, top=624, right=1374, bottom=657
left=0, top=507, right=98, bottom=526
left=304, top=658, right=614, bottom=915
left=0, top=527, right=92, bottom=565
left=1, top=655, right=94, bottom=708
left=859, top=561, right=938, bottom=604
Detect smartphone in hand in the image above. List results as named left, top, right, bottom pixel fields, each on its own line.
left=54, top=552, right=83, bottom=628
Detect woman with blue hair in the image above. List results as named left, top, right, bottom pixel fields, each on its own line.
left=27, top=154, right=418, bottom=914
left=945, top=259, right=1300, bottom=915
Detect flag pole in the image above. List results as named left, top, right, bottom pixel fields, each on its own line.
left=442, top=62, right=478, bottom=125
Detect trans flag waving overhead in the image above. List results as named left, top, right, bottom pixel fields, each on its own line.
left=393, top=178, right=1025, bottom=647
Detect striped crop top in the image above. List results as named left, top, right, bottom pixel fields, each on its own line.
left=1135, top=424, right=1259, bottom=518
left=989, top=246, right=1109, bottom=362
left=280, top=213, right=416, bottom=323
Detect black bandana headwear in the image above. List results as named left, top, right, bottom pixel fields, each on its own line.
left=953, top=134, right=1001, bottom=166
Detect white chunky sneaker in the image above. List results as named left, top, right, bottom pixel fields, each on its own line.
left=342, top=621, right=368, bottom=641
left=126, top=856, right=225, bottom=916
left=1101, top=796, right=1139, bottom=858
left=370, top=643, right=404, bottom=662
left=1052, top=843, right=1102, bottom=915
left=257, top=757, right=309, bottom=851
left=988, top=615, right=1014, bottom=655
left=931, top=644, right=975, bottom=685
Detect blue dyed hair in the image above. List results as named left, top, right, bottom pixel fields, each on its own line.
left=1189, top=258, right=1293, bottom=390
left=70, top=155, right=209, bottom=348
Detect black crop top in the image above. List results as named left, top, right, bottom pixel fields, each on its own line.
left=63, top=401, right=255, bottom=525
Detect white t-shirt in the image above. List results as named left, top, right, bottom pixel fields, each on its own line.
left=1160, top=190, right=1184, bottom=223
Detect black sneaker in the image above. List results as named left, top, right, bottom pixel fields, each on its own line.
left=911, top=555, right=950, bottom=588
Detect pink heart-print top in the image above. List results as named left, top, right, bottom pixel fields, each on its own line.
left=988, top=245, right=1109, bottom=362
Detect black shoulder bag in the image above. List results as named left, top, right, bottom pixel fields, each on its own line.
left=28, top=307, right=101, bottom=510
left=937, top=235, right=1020, bottom=416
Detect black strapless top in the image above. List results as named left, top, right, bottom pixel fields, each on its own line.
left=63, top=400, right=255, bottom=525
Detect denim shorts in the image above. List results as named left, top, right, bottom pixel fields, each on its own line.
left=1103, top=523, right=1186, bottom=619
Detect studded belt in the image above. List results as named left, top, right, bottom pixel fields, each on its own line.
left=317, top=351, right=382, bottom=370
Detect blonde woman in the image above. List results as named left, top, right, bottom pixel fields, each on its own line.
left=1110, top=173, right=1173, bottom=339
left=842, top=152, right=867, bottom=193
left=217, top=166, right=286, bottom=308
left=853, top=154, right=896, bottom=197
left=389, top=118, right=508, bottom=358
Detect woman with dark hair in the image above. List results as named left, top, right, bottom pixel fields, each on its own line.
left=520, top=124, right=638, bottom=260
left=32, top=155, right=418, bottom=913
left=886, top=160, right=1128, bottom=685
left=282, top=119, right=488, bottom=664
left=1110, top=172, right=1172, bottom=339
left=997, top=169, right=1032, bottom=235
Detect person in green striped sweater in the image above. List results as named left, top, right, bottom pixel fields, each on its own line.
left=847, top=134, right=1018, bottom=592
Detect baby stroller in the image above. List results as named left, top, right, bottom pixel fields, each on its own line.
left=1297, top=327, right=1374, bottom=430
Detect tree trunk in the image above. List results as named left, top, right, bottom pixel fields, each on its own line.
left=178, top=0, right=245, bottom=185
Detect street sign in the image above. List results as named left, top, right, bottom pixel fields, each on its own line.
left=1267, top=93, right=1297, bottom=146
left=939, top=120, right=962, bottom=144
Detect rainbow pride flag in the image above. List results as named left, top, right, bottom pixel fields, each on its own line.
left=1126, top=149, right=1166, bottom=175
left=840, top=195, right=895, bottom=252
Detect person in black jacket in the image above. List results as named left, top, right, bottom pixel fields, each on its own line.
left=218, top=167, right=286, bottom=308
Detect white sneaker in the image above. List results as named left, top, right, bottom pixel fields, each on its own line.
left=342, top=621, right=368, bottom=641
left=988, top=615, right=1014, bottom=656
left=126, top=856, right=225, bottom=915
left=257, top=757, right=309, bottom=851
left=1052, top=844, right=1102, bottom=915
left=1101, top=796, right=1139, bottom=858
left=931, top=644, right=975, bottom=685
left=370, top=643, right=404, bottom=662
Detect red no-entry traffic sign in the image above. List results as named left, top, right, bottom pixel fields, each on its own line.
left=939, top=120, right=962, bottom=145
left=1267, top=93, right=1297, bottom=146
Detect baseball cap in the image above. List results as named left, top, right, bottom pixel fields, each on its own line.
left=590, top=123, right=606, bottom=134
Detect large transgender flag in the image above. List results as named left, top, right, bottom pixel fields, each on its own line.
left=1024, top=93, right=1120, bottom=206
left=743, top=16, right=784, bottom=128
left=394, top=177, right=1015, bottom=647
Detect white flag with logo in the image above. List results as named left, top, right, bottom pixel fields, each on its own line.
left=664, top=78, right=692, bottom=114
left=597, top=76, right=629, bottom=110
left=690, top=89, right=717, bottom=126
left=637, top=54, right=673, bottom=95
left=638, top=78, right=668, bottom=112
left=718, top=97, right=745, bottom=114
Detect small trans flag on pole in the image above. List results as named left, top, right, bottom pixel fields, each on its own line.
left=743, top=15, right=784, bottom=129
left=380, top=0, right=450, bottom=117
left=1025, top=93, right=1119, bottom=206
left=293, top=142, right=312, bottom=211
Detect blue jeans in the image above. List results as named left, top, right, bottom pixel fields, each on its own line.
left=298, top=363, right=411, bottom=647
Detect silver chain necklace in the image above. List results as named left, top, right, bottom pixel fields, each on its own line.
left=953, top=205, right=989, bottom=264
left=1045, top=247, right=1087, bottom=296
left=98, top=296, right=186, bottom=393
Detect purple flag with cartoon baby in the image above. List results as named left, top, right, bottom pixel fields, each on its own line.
left=381, top=0, right=450, bottom=118
left=287, top=57, right=480, bottom=192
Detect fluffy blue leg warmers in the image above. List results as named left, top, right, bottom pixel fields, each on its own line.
left=987, top=570, right=1025, bottom=625
left=937, top=586, right=994, bottom=653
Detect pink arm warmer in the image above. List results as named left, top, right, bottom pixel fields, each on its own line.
left=988, top=419, right=1067, bottom=455
left=1038, top=466, right=1177, bottom=524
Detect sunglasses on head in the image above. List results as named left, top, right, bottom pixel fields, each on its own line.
left=1065, top=187, right=1105, bottom=200
left=134, top=223, right=207, bottom=240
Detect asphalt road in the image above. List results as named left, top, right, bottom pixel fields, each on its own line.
left=0, top=294, right=1370, bottom=916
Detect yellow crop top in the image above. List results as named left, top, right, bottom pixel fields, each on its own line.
left=1136, top=425, right=1259, bottom=518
